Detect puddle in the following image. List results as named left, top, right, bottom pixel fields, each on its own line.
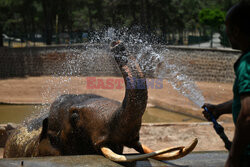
left=0, top=104, right=203, bottom=124
left=0, top=104, right=36, bottom=124
left=143, top=107, right=203, bottom=123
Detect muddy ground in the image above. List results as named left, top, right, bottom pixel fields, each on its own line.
left=0, top=76, right=233, bottom=121
left=0, top=76, right=234, bottom=158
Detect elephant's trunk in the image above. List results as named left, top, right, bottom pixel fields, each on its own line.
left=110, top=41, right=148, bottom=135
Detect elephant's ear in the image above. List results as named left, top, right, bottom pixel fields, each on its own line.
left=37, top=118, right=61, bottom=156
left=40, top=118, right=48, bottom=141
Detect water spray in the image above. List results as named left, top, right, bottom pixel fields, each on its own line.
left=40, top=27, right=232, bottom=151
left=203, top=107, right=232, bottom=151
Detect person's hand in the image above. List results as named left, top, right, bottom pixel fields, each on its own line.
left=202, top=103, right=221, bottom=121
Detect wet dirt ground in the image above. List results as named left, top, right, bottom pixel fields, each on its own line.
left=0, top=76, right=233, bottom=121
left=0, top=76, right=234, bottom=159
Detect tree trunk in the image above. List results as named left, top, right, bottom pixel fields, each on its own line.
left=0, top=24, right=3, bottom=47
left=30, top=9, right=36, bottom=46
left=22, top=14, right=28, bottom=47
left=178, top=30, right=183, bottom=45
left=140, top=0, right=145, bottom=26
left=88, top=6, right=93, bottom=31
left=145, top=0, right=151, bottom=32
left=42, top=0, right=53, bottom=45
left=160, top=17, right=167, bottom=44
left=210, top=29, right=213, bottom=48
left=129, top=0, right=137, bottom=25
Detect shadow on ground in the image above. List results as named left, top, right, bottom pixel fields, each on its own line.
left=0, top=152, right=228, bottom=167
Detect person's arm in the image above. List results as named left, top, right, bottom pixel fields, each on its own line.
left=202, top=100, right=233, bottom=121
left=215, top=100, right=233, bottom=115
left=225, top=94, right=250, bottom=167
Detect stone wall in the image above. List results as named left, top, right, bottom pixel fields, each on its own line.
left=166, top=46, right=240, bottom=83
left=0, top=45, right=240, bottom=83
left=0, top=44, right=120, bottom=78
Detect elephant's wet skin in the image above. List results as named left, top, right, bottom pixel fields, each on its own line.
left=4, top=41, right=198, bottom=162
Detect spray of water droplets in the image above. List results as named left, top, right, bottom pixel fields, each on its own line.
left=138, top=45, right=205, bottom=107
left=98, top=27, right=205, bottom=107
left=25, top=27, right=206, bottom=128
left=156, top=51, right=205, bottom=107
left=24, top=46, right=112, bottom=128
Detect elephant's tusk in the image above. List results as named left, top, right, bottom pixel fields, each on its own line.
left=100, top=146, right=184, bottom=162
left=138, top=138, right=198, bottom=160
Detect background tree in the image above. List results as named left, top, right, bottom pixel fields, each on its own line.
left=0, top=0, right=10, bottom=47
left=0, top=0, right=242, bottom=46
left=199, top=8, right=225, bottom=47
left=0, top=0, right=24, bottom=47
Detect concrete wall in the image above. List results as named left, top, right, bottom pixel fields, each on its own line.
left=0, top=45, right=240, bottom=83
left=166, top=46, right=240, bottom=83
left=0, top=44, right=120, bottom=78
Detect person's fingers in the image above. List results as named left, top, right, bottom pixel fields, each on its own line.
left=203, top=103, right=217, bottom=112
left=202, top=110, right=211, bottom=121
left=202, top=103, right=212, bottom=110
left=202, top=103, right=219, bottom=121
left=201, top=103, right=208, bottom=109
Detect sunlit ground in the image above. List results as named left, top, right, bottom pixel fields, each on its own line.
left=0, top=76, right=233, bottom=123
left=4, top=41, right=47, bottom=48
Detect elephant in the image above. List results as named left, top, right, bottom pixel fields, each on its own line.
left=4, top=41, right=198, bottom=162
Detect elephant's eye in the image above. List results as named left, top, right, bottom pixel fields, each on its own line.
left=71, top=110, right=79, bottom=125
left=48, top=134, right=59, bottom=146
left=72, top=109, right=78, bottom=114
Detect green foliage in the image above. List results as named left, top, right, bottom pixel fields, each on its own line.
left=199, top=8, right=225, bottom=29
left=0, top=0, right=242, bottom=46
